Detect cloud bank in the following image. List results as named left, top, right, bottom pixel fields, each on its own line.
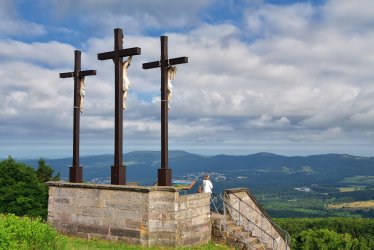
left=1, top=0, right=374, bottom=158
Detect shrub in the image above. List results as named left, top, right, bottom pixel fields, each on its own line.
left=0, top=214, right=66, bottom=250
left=292, top=228, right=361, bottom=250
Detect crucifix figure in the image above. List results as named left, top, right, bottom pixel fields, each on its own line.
left=98, top=28, right=141, bottom=185
left=143, top=36, right=188, bottom=186
left=80, top=77, right=86, bottom=113
left=59, top=50, right=96, bottom=183
left=122, top=55, right=132, bottom=110
left=167, top=65, right=177, bottom=109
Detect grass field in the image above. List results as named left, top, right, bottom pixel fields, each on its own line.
left=340, top=176, right=374, bottom=185
left=65, top=237, right=230, bottom=250
left=328, top=200, right=374, bottom=210
left=338, top=186, right=366, bottom=192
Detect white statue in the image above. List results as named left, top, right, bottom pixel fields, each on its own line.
left=122, top=56, right=132, bottom=110
left=79, top=77, right=85, bottom=113
left=167, top=65, right=177, bottom=109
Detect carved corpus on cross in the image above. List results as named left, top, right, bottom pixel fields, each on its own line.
left=98, top=28, right=141, bottom=185
left=59, top=50, right=96, bottom=183
left=143, top=36, right=188, bottom=186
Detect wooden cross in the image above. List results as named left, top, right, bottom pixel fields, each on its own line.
left=59, top=50, right=96, bottom=183
left=143, top=36, right=188, bottom=186
left=97, top=28, right=141, bottom=185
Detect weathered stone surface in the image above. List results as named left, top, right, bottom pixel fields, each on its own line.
left=55, top=187, right=78, bottom=198
left=148, top=220, right=177, bottom=232
left=148, top=232, right=177, bottom=247
left=52, top=210, right=72, bottom=223
left=113, top=209, right=142, bottom=220
left=78, top=224, right=109, bottom=235
left=110, top=228, right=140, bottom=238
left=55, top=197, right=70, bottom=204
left=81, top=206, right=113, bottom=217
left=149, top=202, right=176, bottom=211
left=104, top=200, right=145, bottom=211
left=125, top=219, right=142, bottom=229
left=105, top=217, right=126, bottom=228
left=75, top=214, right=102, bottom=226
left=118, top=236, right=142, bottom=245
left=78, top=189, right=100, bottom=198
left=149, top=191, right=177, bottom=203
left=148, top=211, right=175, bottom=220
left=48, top=182, right=210, bottom=248
left=181, top=236, right=201, bottom=246
left=79, top=197, right=102, bottom=207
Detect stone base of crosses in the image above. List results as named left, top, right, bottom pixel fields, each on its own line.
left=158, top=168, right=172, bottom=186
left=69, top=166, right=83, bottom=183
left=111, top=165, right=126, bottom=185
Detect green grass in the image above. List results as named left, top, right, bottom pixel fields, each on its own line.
left=340, top=176, right=374, bottom=185
left=0, top=214, right=229, bottom=250
left=0, top=214, right=66, bottom=250
left=338, top=187, right=365, bottom=192
left=65, top=237, right=230, bottom=250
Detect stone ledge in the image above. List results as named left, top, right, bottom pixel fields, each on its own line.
left=47, top=181, right=178, bottom=193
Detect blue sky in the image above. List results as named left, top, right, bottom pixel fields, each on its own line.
left=1, top=0, right=374, bottom=159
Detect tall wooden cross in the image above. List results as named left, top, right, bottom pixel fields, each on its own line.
left=59, top=50, right=96, bottom=183
left=97, top=28, right=141, bottom=185
left=143, top=36, right=188, bottom=186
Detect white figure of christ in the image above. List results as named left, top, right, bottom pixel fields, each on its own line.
left=122, top=56, right=132, bottom=110
left=79, top=77, right=85, bottom=113
left=167, top=65, right=177, bottom=109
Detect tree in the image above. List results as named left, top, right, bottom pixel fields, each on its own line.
left=293, top=229, right=362, bottom=250
left=0, top=157, right=48, bottom=218
left=36, top=159, right=60, bottom=183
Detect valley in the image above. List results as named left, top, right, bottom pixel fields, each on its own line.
left=20, top=150, right=374, bottom=218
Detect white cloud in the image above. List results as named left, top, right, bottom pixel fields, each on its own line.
left=246, top=3, right=314, bottom=37
left=323, top=0, right=374, bottom=32
left=0, top=40, right=75, bottom=67
left=39, top=0, right=211, bottom=35
left=0, top=0, right=45, bottom=36
left=1, top=0, right=374, bottom=157
left=290, top=127, right=342, bottom=142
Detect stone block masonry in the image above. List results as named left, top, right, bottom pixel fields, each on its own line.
left=47, top=182, right=211, bottom=247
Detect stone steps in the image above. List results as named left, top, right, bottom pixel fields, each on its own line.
left=211, top=212, right=272, bottom=250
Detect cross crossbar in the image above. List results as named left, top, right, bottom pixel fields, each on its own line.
left=59, top=70, right=97, bottom=78
left=142, top=57, right=188, bottom=69
left=98, top=47, right=141, bottom=61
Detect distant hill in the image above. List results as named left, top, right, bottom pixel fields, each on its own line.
left=21, top=151, right=374, bottom=192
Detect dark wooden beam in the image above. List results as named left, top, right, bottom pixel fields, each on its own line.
left=98, top=47, right=141, bottom=61
left=60, top=70, right=96, bottom=78
left=142, top=36, right=188, bottom=186
left=142, top=57, right=188, bottom=70
left=59, top=50, right=96, bottom=183
left=96, top=28, right=141, bottom=185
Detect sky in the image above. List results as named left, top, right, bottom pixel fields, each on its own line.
left=1, top=0, right=374, bottom=159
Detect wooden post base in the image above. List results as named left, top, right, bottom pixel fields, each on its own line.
left=69, top=166, right=83, bottom=183
left=111, top=165, right=126, bottom=185
left=158, top=168, right=172, bottom=186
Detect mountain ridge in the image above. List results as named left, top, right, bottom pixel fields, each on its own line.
left=18, top=150, right=373, bottom=189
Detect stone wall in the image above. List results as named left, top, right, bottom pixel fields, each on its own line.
left=47, top=182, right=210, bottom=248
left=176, top=192, right=211, bottom=246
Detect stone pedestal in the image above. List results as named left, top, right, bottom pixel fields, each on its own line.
left=47, top=182, right=211, bottom=247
